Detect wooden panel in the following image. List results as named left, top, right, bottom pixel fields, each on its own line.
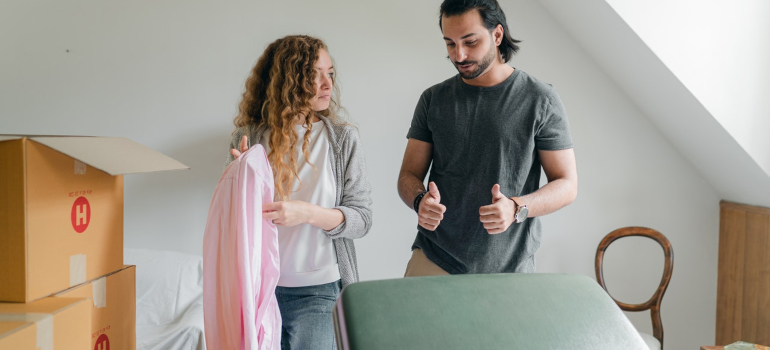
left=717, top=201, right=770, bottom=346
left=741, top=212, right=765, bottom=342
left=0, top=139, right=27, bottom=302
left=755, top=214, right=770, bottom=345
left=721, top=201, right=770, bottom=216
left=717, top=204, right=746, bottom=344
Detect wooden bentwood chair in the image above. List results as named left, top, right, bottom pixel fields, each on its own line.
left=595, top=227, right=674, bottom=350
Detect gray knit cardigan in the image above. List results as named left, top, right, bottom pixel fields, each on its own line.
left=225, top=116, right=373, bottom=287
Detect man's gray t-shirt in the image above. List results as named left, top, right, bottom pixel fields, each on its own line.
left=407, top=69, right=573, bottom=274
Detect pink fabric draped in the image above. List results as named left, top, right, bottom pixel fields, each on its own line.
left=203, top=145, right=281, bottom=350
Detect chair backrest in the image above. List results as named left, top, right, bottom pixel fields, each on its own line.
left=595, top=226, right=674, bottom=349
left=333, top=273, right=652, bottom=350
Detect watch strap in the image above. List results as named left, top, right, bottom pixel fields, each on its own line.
left=511, top=197, right=527, bottom=223
left=511, top=197, right=522, bottom=209
left=413, top=191, right=428, bottom=214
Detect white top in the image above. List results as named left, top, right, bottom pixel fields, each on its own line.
left=260, top=121, right=340, bottom=287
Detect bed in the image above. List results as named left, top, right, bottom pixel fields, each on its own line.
left=125, top=248, right=206, bottom=350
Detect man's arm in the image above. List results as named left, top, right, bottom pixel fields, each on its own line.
left=397, top=138, right=432, bottom=208
left=398, top=138, right=446, bottom=231
left=518, top=148, right=578, bottom=217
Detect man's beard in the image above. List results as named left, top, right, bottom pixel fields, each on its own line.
left=454, top=45, right=497, bottom=80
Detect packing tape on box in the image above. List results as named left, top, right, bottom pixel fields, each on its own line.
left=74, top=160, right=87, bottom=174
left=0, top=313, right=53, bottom=350
left=92, top=276, right=107, bottom=308
left=70, top=254, right=87, bottom=287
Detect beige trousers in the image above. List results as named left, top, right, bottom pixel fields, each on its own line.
left=403, top=249, right=450, bottom=277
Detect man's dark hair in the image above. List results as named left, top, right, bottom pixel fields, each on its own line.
left=439, top=0, right=521, bottom=63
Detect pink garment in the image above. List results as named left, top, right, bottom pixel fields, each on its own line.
left=203, top=145, right=281, bottom=350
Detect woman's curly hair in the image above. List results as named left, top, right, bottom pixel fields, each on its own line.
left=233, top=35, right=343, bottom=201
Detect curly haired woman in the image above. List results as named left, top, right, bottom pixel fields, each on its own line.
left=226, top=35, right=372, bottom=350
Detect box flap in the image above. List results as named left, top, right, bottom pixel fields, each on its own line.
left=0, top=320, right=30, bottom=333
left=53, top=265, right=135, bottom=296
left=29, top=137, right=189, bottom=175
left=0, top=297, right=88, bottom=314
left=0, top=136, right=22, bottom=142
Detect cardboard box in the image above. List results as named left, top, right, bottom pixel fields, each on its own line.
left=0, top=297, right=91, bottom=350
left=55, top=265, right=136, bottom=350
left=0, top=136, right=187, bottom=302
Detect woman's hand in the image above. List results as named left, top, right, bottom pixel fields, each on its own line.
left=262, top=200, right=313, bottom=227
left=263, top=200, right=345, bottom=230
left=230, top=135, right=249, bottom=158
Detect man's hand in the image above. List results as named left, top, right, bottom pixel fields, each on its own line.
left=262, top=200, right=312, bottom=227
left=479, top=184, right=515, bottom=234
left=230, top=135, right=249, bottom=158
left=418, top=182, right=446, bottom=231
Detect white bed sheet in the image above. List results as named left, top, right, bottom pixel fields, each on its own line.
left=125, top=248, right=206, bottom=350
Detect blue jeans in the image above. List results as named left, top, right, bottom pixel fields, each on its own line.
left=275, top=280, right=341, bottom=350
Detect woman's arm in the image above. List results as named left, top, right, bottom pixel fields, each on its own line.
left=225, top=127, right=249, bottom=167
left=323, top=127, right=373, bottom=239
left=260, top=126, right=372, bottom=236
left=262, top=200, right=344, bottom=231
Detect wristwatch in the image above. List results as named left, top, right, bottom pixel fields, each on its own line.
left=413, top=191, right=428, bottom=214
left=511, top=197, right=528, bottom=224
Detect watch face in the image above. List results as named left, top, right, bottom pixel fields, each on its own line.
left=516, top=206, right=529, bottom=222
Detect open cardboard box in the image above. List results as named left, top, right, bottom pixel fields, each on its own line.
left=0, top=136, right=188, bottom=302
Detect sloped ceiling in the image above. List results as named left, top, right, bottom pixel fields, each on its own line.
left=538, top=0, right=770, bottom=208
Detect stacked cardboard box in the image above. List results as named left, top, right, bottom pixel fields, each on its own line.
left=0, top=298, right=91, bottom=350
left=0, top=136, right=187, bottom=349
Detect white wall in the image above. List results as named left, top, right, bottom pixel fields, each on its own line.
left=1, top=0, right=719, bottom=348
left=605, top=0, right=770, bottom=179
left=503, top=2, right=719, bottom=348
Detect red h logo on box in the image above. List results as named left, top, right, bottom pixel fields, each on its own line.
left=94, top=334, right=109, bottom=350
left=71, top=196, right=91, bottom=233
